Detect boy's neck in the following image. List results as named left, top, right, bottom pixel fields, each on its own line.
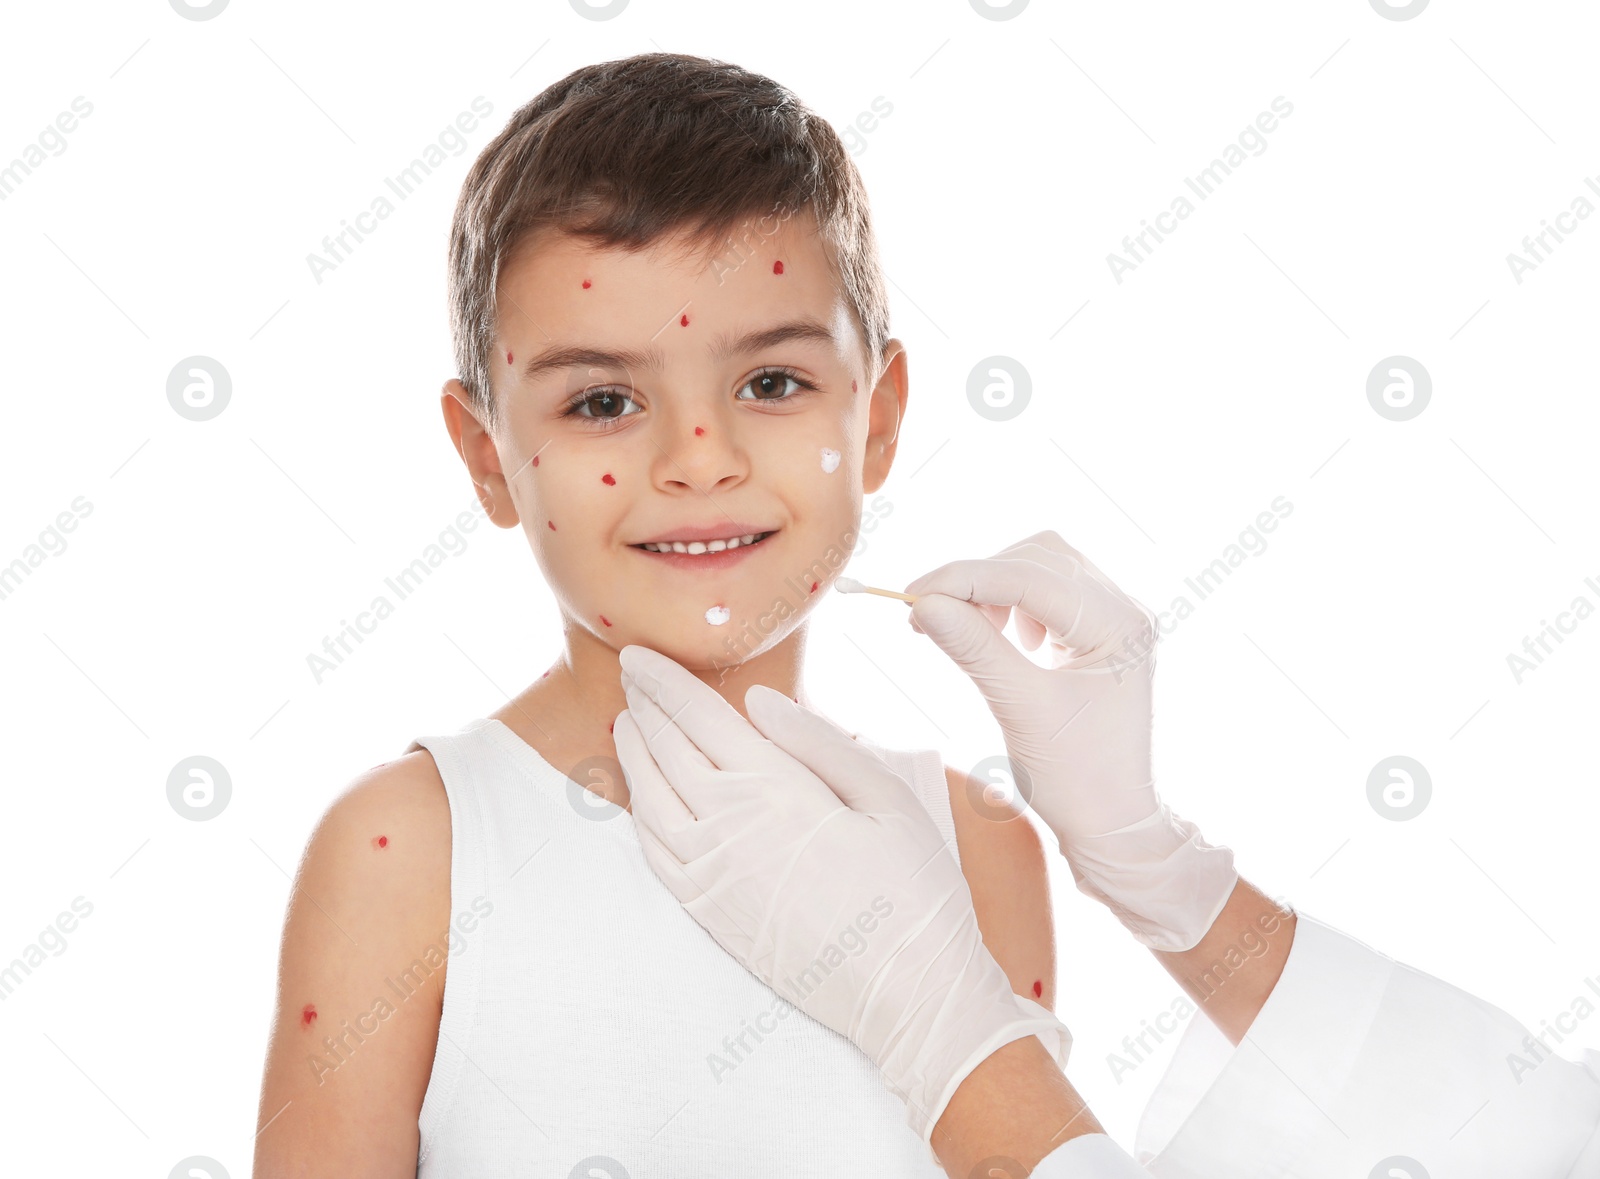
left=489, top=628, right=815, bottom=808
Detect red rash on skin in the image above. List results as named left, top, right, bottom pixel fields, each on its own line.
left=810, top=581, right=818, bottom=593
left=609, top=720, right=615, bottom=734
left=773, top=260, right=784, bottom=274
left=599, top=615, right=612, bottom=627
left=1032, top=980, right=1043, bottom=998
left=542, top=670, right=550, bottom=678
left=694, top=426, right=705, bottom=436
left=532, top=454, right=540, bottom=467
left=301, top=1004, right=317, bottom=1029
left=373, top=835, right=388, bottom=849
left=602, top=473, right=615, bottom=485
left=852, top=380, right=858, bottom=393
left=548, top=520, right=556, bottom=530
left=582, top=279, right=592, bottom=289
left=506, top=350, right=513, bottom=364
left=679, top=313, right=689, bottom=327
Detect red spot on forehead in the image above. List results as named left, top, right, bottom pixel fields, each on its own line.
left=773, top=260, right=784, bottom=274
left=599, top=614, right=613, bottom=627
left=547, top=520, right=556, bottom=530
left=301, top=1004, right=317, bottom=1029
left=601, top=473, right=615, bottom=485
left=694, top=426, right=705, bottom=436
left=373, top=835, right=388, bottom=849
left=679, top=313, right=689, bottom=327
left=1032, top=979, right=1043, bottom=998
left=582, top=279, right=592, bottom=289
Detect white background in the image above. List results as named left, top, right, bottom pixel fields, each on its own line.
left=2, top=1, right=1596, bottom=1173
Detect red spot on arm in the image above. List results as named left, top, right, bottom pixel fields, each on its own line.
left=372, top=835, right=388, bottom=849
left=301, top=1004, right=317, bottom=1029
left=601, top=473, right=615, bottom=485
left=582, top=279, right=592, bottom=289
left=679, top=313, right=689, bottom=327
left=773, top=260, right=784, bottom=274
left=694, top=426, right=705, bottom=436
left=1032, top=979, right=1043, bottom=998
left=548, top=520, right=556, bottom=530
left=599, top=614, right=612, bottom=627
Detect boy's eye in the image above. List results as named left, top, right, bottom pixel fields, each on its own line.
left=560, top=367, right=816, bottom=429
left=735, top=368, right=813, bottom=402
left=563, top=389, right=640, bottom=424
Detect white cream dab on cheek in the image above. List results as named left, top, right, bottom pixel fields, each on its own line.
left=820, top=447, right=841, bottom=473
left=705, top=605, right=731, bottom=626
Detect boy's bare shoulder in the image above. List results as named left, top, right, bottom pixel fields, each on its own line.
left=939, top=761, right=1056, bottom=1003
left=940, top=762, right=1047, bottom=858
left=254, top=750, right=453, bottom=1172
left=322, top=748, right=450, bottom=845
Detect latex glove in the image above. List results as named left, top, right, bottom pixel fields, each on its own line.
left=611, top=643, right=1071, bottom=1148
left=904, top=530, right=1237, bottom=953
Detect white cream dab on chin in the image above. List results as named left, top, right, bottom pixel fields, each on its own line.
left=820, top=447, right=841, bottom=473
left=705, top=605, right=731, bottom=625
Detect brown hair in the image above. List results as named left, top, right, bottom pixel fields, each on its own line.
left=447, top=52, right=890, bottom=431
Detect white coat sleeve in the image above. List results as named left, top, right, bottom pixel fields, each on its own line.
left=1031, top=1133, right=1152, bottom=1176
left=1124, top=910, right=1600, bottom=1178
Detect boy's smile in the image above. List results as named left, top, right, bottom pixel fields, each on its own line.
left=441, top=206, right=907, bottom=765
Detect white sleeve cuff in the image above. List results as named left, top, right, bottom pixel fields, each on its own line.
left=1030, top=1133, right=1151, bottom=1177
left=1131, top=911, right=1600, bottom=1179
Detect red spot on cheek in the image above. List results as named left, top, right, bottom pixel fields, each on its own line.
left=599, top=615, right=612, bottom=627
left=301, top=1004, right=317, bottom=1029
left=548, top=520, right=556, bottom=530
left=773, top=260, right=784, bottom=274
left=1032, top=979, right=1043, bottom=998
left=601, top=473, right=615, bottom=485
left=582, top=279, right=592, bottom=289
left=694, top=426, right=705, bottom=437
left=373, top=835, right=388, bottom=849
left=679, top=313, right=689, bottom=327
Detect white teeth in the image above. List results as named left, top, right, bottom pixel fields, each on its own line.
left=640, top=531, right=769, bottom=554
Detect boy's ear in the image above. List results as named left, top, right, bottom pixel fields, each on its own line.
left=861, top=341, right=908, bottom=496
left=441, top=378, right=520, bottom=529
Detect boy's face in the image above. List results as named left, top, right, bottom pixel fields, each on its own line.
left=445, top=209, right=906, bottom=679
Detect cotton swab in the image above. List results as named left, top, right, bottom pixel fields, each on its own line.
left=835, top=576, right=918, bottom=603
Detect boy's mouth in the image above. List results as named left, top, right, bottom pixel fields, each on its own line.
left=628, top=528, right=779, bottom=570
left=630, top=529, right=777, bottom=554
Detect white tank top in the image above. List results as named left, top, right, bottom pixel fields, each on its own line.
left=403, top=715, right=962, bottom=1177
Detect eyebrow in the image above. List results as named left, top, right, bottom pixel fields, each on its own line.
left=519, top=317, right=839, bottom=385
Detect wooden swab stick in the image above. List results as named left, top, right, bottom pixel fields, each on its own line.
left=835, top=576, right=917, bottom=603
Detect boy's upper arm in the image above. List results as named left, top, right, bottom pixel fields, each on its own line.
left=254, top=751, right=453, bottom=1178
left=943, top=762, right=1058, bottom=1010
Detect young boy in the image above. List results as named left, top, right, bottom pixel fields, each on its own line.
left=254, top=51, right=1060, bottom=1176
